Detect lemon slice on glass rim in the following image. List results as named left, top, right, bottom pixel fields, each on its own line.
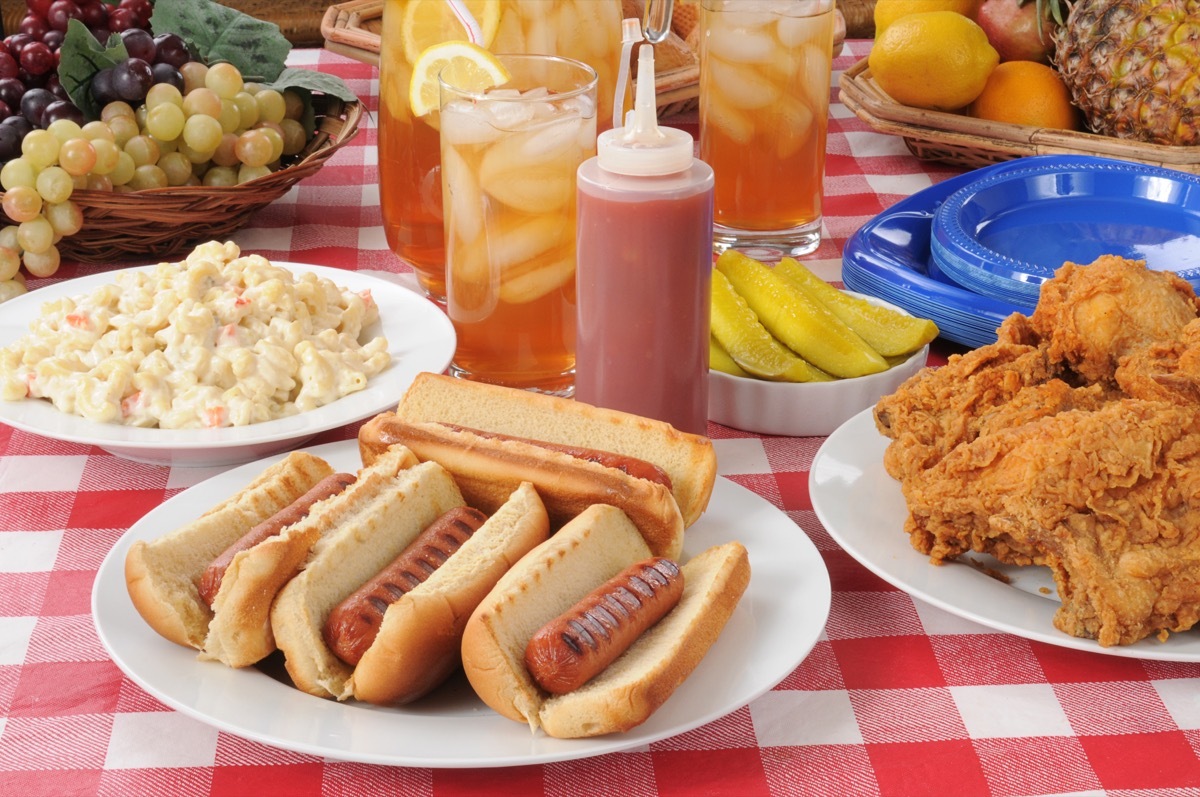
left=401, top=0, right=502, bottom=64
left=408, top=41, right=511, bottom=118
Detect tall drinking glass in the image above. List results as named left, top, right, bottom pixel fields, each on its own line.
left=698, top=0, right=835, bottom=258
left=377, top=0, right=623, bottom=304
left=439, top=54, right=598, bottom=396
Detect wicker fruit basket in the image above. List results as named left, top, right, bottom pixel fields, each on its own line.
left=217, top=1, right=335, bottom=47
left=5, top=2, right=331, bottom=47
left=839, top=57, right=1200, bottom=175
left=40, top=96, right=361, bottom=264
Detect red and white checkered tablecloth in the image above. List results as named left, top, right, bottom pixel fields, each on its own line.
left=2, top=42, right=1199, bottom=797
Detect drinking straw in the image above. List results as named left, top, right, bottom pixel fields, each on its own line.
left=445, top=0, right=484, bottom=45
left=613, top=18, right=644, bottom=132
left=642, top=0, right=675, bottom=44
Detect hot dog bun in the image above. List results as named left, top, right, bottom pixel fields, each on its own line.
left=360, top=415, right=685, bottom=559
left=394, top=372, right=716, bottom=525
left=461, top=504, right=750, bottom=738
left=124, top=450, right=342, bottom=667
left=359, top=372, right=719, bottom=559
left=270, top=456, right=551, bottom=704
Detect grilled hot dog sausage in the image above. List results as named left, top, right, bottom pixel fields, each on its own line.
left=524, top=557, right=684, bottom=694
left=442, top=424, right=673, bottom=488
left=323, top=505, right=488, bottom=665
left=197, top=471, right=357, bottom=607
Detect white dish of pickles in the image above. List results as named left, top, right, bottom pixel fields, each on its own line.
left=707, top=253, right=936, bottom=438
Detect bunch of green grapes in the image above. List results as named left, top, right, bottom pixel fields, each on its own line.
left=0, top=60, right=308, bottom=297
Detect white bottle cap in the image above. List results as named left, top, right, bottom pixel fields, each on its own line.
left=597, top=40, right=694, bottom=176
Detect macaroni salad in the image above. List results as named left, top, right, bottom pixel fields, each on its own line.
left=0, top=241, right=391, bottom=429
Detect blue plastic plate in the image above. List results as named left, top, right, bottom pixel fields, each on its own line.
left=842, top=168, right=1024, bottom=350
left=932, top=155, right=1200, bottom=308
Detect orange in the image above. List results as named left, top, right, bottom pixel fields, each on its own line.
left=969, top=60, right=1082, bottom=130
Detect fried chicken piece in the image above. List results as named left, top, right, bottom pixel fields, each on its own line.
left=875, top=258, right=1194, bottom=483
left=875, top=255, right=1200, bottom=647
left=874, top=341, right=1066, bottom=483
left=1027, top=255, right=1199, bottom=384
left=1115, top=318, right=1200, bottom=404
left=895, top=382, right=1113, bottom=567
left=907, top=400, right=1200, bottom=647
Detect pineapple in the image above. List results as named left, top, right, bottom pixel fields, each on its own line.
left=1038, top=0, right=1200, bottom=146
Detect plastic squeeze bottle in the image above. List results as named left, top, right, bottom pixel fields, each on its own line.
left=574, top=27, right=715, bottom=436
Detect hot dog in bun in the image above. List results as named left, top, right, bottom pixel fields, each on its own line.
left=358, top=372, right=718, bottom=560
left=124, top=449, right=369, bottom=668
left=270, top=448, right=550, bottom=705
left=461, top=504, right=750, bottom=738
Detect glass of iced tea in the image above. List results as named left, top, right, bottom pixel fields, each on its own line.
left=377, top=0, right=624, bottom=304
left=439, top=54, right=598, bottom=396
left=698, top=0, right=836, bottom=258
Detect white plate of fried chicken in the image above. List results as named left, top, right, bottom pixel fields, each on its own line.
left=812, top=254, right=1200, bottom=660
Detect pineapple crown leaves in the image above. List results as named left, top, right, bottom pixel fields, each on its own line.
left=1035, top=0, right=1073, bottom=31
left=1027, top=0, right=1075, bottom=41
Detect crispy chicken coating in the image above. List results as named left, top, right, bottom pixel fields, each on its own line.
left=874, top=255, right=1200, bottom=646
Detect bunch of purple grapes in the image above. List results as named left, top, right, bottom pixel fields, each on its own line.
left=90, top=29, right=191, bottom=112
left=0, top=0, right=190, bottom=163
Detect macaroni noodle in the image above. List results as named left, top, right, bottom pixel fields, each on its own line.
left=0, top=242, right=391, bottom=429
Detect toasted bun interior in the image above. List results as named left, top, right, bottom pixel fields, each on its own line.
left=462, top=503, right=751, bottom=738
left=538, top=540, right=750, bottom=738
left=460, top=505, right=655, bottom=729
left=200, top=448, right=419, bottom=668
left=270, top=450, right=466, bottom=698
left=124, top=451, right=334, bottom=651
left=347, top=481, right=551, bottom=705
left=390, top=371, right=717, bottom=526
left=200, top=520, right=321, bottom=668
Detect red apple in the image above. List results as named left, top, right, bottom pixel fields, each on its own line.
left=977, top=0, right=1057, bottom=64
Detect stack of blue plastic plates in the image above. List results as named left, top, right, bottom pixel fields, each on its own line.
left=843, top=155, right=1200, bottom=349
left=842, top=167, right=1022, bottom=349
left=931, top=155, right=1200, bottom=310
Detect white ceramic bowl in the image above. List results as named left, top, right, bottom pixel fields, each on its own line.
left=707, top=295, right=931, bottom=437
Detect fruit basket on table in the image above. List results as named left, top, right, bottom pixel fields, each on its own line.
left=58, top=96, right=360, bottom=263
left=839, top=58, right=1200, bottom=176
left=0, top=0, right=362, bottom=273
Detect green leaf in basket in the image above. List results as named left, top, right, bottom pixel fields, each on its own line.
left=150, top=0, right=292, bottom=82
left=59, top=20, right=129, bottom=122
left=260, top=70, right=359, bottom=139
left=264, top=68, right=359, bottom=104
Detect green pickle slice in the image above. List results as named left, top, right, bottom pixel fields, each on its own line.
left=710, top=270, right=832, bottom=382
left=775, top=258, right=939, bottom=357
left=715, top=251, right=888, bottom=379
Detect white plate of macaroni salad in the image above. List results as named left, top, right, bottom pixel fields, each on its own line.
left=0, top=242, right=456, bottom=467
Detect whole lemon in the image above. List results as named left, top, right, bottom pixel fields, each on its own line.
left=969, top=60, right=1082, bottom=130
left=868, top=11, right=999, bottom=112
left=873, top=0, right=980, bottom=36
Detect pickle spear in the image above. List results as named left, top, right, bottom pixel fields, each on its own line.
left=715, top=250, right=888, bottom=378
left=709, top=336, right=751, bottom=377
left=775, top=257, right=939, bottom=357
left=710, top=269, right=832, bottom=382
